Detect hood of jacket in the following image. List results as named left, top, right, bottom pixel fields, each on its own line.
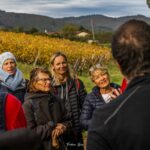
left=24, top=92, right=51, bottom=101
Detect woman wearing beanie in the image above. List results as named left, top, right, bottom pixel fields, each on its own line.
left=0, top=52, right=27, bottom=103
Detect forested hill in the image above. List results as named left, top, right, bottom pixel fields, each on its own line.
left=0, top=10, right=150, bottom=32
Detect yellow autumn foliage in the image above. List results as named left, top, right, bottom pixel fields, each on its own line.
left=0, top=31, right=111, bottom=67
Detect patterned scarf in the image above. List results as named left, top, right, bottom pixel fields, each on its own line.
left=0, top=68, right=25, bottom=91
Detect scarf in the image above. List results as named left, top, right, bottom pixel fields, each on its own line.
left=0, top=68, right=25, bottom=91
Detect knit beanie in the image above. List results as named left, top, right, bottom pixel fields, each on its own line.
left=0, top=52, right=16, bottom=69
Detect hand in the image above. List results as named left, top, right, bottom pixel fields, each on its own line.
left=52, top=123, right=66, bottom=137
left=55, top=123, right=66, bottom=133
left=109, top=88, right=122, bottom=99
left=52, top=128, right=61, bottom=137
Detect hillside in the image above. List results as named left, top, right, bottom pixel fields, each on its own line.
left=0, top=10, right=150, bottom=32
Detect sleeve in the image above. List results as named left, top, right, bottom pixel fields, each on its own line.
left=5, top=94, right=27, bottom=130
left=80, top=94, right=93, bottom=130
left=77, top=79, right=87, bottom=109
left=23, top=100, right=54, bottom=140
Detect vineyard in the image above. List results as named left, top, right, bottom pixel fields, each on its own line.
left=0, top=31, right=111, bottom=72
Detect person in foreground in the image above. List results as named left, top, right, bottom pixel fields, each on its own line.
left=23, top=68, right=71, bottom=150
left=87, top=19, right=150, bottom=150
left=0, top=128, right=43, bottom=150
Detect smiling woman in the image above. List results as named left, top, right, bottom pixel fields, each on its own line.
left=80, top=63, right=121, bottom=149
left=23, top=67, right=71, bottom=150
left=80, top=64, right=121, bottom=130
left=28, top=69, right=52, bottom=93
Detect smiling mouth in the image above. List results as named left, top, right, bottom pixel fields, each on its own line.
left=7, top=70, right=15, bottom=73
left=100, top=80, right=107, bottom=84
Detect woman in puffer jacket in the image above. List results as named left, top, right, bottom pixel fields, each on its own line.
left=80, top=64, right=121, bottom=150
left=80, top=64, right=121, bottom=130
left=49, top=52, right=87, bottom=147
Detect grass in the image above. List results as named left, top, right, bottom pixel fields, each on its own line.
left=17, top=61, right=123, bottom=93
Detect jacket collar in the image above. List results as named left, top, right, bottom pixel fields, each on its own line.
left=125, top=75, right=150, bottom=92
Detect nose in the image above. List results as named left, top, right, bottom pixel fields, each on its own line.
left=97, top=74, right=104, bottom=80
left=47, top=80, right=51, bottom=83
left=60, top=63, right=64, bottom=68
left=7, top=63, right=12, bottom=67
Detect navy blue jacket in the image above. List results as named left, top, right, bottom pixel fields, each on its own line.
left=80, top=83, right=120, bottom=130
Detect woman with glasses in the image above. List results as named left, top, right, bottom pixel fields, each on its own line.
left=0, top=52, right=27, bottom=103
left=80, top=64, right=121, bottom=131
left=23, top=68, right=71, bottom=150
left=50, top=52, right=87, bottom=149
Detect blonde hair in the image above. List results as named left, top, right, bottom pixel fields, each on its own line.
left=49, top=51, right=73, bottom=83
left=89, top=64, right=109, bottom=81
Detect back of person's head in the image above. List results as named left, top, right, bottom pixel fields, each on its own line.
left=0, top=128, right=43, bottom=150
left=112, top=19, right=150, bottom=80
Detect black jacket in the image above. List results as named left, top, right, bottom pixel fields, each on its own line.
left=23, top=92, right=71, bottom=150
left=87, top=75, right=150, bottom=150
left=80, top=83, right=120, bottom=130
left=52, top=78, right=87, bottom=134
left=0, top=80, right=27, bottom=103
left=0, top=128, right=43, bottom=150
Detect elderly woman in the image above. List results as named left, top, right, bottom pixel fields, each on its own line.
left=50, top=52, right=87, bottom=148
left=0, top=52, right=27, bottom=103
left=80, top=64, right=121, bottom=131
left=23, top=68, right=71, bottom=150
left=80, top=64, right=121, bottom=150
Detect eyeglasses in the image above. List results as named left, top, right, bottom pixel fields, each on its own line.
left=36, top=78, right=52, bottom=82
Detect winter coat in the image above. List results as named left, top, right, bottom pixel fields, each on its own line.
left=87, top=75, right=150, bottom=150
left=23, top=92, right=71, bottom=150
left=80, top=83, right=120, bottom=130
left=0, top=80, right=27, bottom=103
left=0, top=93, right=27, bottom=133
left=52, top=78, right=87, bottom=135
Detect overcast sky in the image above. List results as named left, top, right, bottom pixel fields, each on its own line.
left=0, top=0, right=149, bottom=18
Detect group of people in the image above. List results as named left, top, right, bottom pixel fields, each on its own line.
left=1, top=19, right=150, bottom=150
left=0, top=51, right=121, bottom=149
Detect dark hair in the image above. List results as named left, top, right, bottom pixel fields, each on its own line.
left=28, top=67, right=51, bottom=92
left=112, top=19, right=150, bottom=80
